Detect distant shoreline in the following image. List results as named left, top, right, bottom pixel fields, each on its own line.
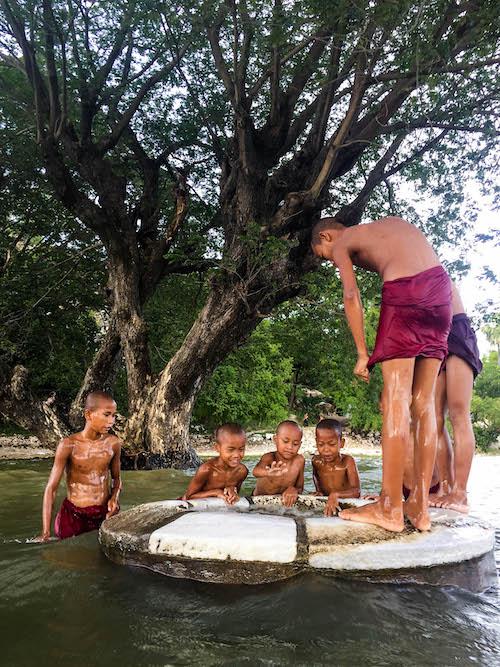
left=1, top=430, right=497, bottom=461
left=0, top=428, right=382, bottom=460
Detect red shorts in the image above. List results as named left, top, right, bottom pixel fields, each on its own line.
left=368, top=266, right=452, bottom=370
left=54, top=498, right=109, bottom=539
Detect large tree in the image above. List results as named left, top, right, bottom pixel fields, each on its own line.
left=0, top=0, right=498, bottom=466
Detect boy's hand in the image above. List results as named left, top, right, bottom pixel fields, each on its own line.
left=281, top=486, right=298, bottom=507
left=354, top=354, right=370, bottom=383
left=324, top=492, right=339, bottom=517
left=106, top=498, right=120, bottom=518
left=362, top=493, right=379, bottom=501
left=32, top=532, right=51, bottom=543
left=265, top=461, right=287, bottom=477
left=223, top=487, right=239, bottom=505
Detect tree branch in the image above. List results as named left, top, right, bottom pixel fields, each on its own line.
left=97, top=44, right=189, bottom=154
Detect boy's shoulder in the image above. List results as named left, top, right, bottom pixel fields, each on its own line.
left=289, top=453, right=305, bottom=468
left=107, top=434, right=121, bottom=449
left=197, top=458, right=218, bottom=472
left=57, top=435, right=78, bottom=452
left=340, top=452, right=356, bottom=465
left=258, top=451, right=277, bottom=462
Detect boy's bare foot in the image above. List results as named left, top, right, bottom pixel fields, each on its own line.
left=430, top=490, right=469, bottom=514
left=403, top=497, right=431, bottom=531
left=339, top=499, right=404, bottom=532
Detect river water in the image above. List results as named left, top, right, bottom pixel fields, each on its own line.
left=0, top=454, right=499, bottom=666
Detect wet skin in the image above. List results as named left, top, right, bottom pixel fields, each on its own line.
left=430, top=283, right=474, bottom=514
left=182, top=433, right=248, bottom=505
left=312, top=427, right=361, bottom=516
left=313, top=216, right=447, bottom=532
left=253, top=423, right=305, bottom=507
left=34, top=398, right=122, bottom=542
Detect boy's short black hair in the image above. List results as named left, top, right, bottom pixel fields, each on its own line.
left=276, top=419, right=302, bottom=434
left=311, top=217, right=346, bottom=246
left=84, top=390, right=115, bottom=411
left=215, top=422, right=246, bottom=442
left=316, top=418, right=343, bottom=436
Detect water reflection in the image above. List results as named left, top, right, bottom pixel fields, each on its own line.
left=0, top=456, right=499, bottom=666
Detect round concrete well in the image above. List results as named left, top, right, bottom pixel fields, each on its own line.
left=99, top=496, right=496, bottom=587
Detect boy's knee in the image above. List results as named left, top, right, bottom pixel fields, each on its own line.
left=447, top=398, right=470, bottom=423
left=411, top=393, right=434, bottom=420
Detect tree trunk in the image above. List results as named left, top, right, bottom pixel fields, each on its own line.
left=107, top=251, right=152, bottom=415
left=123, top=281, right=262, bottom=467
left=0, top=365, right=68, bottom=448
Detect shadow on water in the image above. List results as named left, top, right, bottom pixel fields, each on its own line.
left=1, top=457, right=499, bottom=666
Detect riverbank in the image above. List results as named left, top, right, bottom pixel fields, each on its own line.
left=0, top=427, right=382, bottom=460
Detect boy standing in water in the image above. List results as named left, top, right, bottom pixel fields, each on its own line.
left=253, top=421, right=305, bottom=507
left=35, top=391, right=121, bottom=541
left=312, top=419, right=360, bottom=516
left=311, top=216, right=451, bottom=532
left=182, top=423, right=248, bottom=504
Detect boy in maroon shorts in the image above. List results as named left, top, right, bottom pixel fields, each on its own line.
left=311, top=216, right=451, bottom=532
left=34, top=391, right=122, bottom=541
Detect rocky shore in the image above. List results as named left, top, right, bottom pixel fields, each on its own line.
left=0, top=427, right=382, bottom=461
left=193, top=426, right=382, bottom=457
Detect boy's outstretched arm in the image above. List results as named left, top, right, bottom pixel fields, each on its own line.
left=182, top=464, right=224, bottom=500
left=333, top=248, right=369, bottom=382
left=253, top=453, right=287, bottom=478
left=34, top=438, right=72, bottom=541
left=107, top=438, right=122, bottom=518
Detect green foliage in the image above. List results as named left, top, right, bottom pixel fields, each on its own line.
left=0, top=100, right=105, bottom=403
left=194, top=321, right=292, bottom=429
left=471, top=352, right=500, bottom=452
left=267, top=266, right=383, bottom=432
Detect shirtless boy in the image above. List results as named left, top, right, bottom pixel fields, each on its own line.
left=430, top=283, right=482, bottom=513
left=35, top=391, right=121, bottom=541
left=312, top=419, right=360, bottom=516
left=182, top=423, right=248, bottom=504
left=253, top=420, right=305, bottom=507
left=311, top=216, right=452, bottom=532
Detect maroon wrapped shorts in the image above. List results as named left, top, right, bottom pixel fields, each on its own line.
left=368, top=266, right=452, bottom=370
left=54, top=498, right=108, bottom=540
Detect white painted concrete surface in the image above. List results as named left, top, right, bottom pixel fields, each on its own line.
left=149, top=511, right=297, bottom=562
